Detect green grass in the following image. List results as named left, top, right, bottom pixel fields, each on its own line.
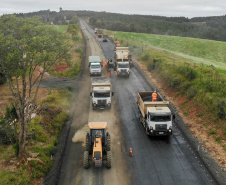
left=109, top=31, right=226, bottom=70
left=0, top=170, right=30, bottom=185
left=53, top=25, right=68, bottom=32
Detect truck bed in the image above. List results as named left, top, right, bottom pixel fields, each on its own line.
left=91, top=77, right=111, bottom=87
left=137, top=92, right=169, bottom=117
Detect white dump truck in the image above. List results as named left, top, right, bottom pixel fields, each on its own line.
left=90, top=77, right=114, bottom=109
left=114, top=47, right=133, bottom=67
left=89, top=56, right=102, bottom=76
left=116, top=62, right=130, bottom=77
left=137, top=92, right=174, bottom=136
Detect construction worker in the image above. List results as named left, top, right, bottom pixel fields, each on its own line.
left=107, top=59, right=110, bottom=68
left=152, top=91, right=157, bottom=102
left=107, top=68, right=110, bottom=77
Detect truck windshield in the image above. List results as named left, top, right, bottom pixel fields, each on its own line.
left=91, top=65, right=100, bottom=68
left=118, top=64, right=129, bottom=68
left=150, top=115, right=171, bottom=122
left=94, top=92, right=110, bottom=97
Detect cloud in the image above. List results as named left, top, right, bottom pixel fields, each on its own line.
left=0, top=0, right=225, bottom=18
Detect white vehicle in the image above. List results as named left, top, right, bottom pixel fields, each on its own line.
left=137, top=92, right=175, bottom=136
left=89, top=56, right=102, bottom=76
left=116, top=62, right=130, bottom=77
left=94, top=28, right=98, bottom=34
left=114, top=47, right=133, bottom=67
left=90, top=77, right=114, bottom=110
left=90, top=63, right=101, bottom=76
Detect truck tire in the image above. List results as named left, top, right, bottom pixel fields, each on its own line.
left=83, top=151, right=89, bottom=169
left=106, top=151, right=111, bottom=168
left=85, top=134, right=91, bottom=153
left=145, top=124, right=149, bottom=135
left=106, top=135, right=111, bottom=151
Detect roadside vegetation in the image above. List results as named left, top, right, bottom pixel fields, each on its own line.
left=0, top=15, right=81, bottom=184
left=50, top=17, right=84, bottom=78
left=109, top=30, right=226, bottom=153
left=0, top=89, right=72, bottom=184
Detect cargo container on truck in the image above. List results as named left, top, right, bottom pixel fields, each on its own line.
left=90, top=77, right=114, bottom=109
left=137, top=92, right=174, bottom=136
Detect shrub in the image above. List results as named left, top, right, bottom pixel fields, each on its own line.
left=208, top=130, right=217, bottom=135
left=171, top=77, right=181, bottom=88
left=74, top=47, right=82, bottom=53
left=217, top=100, right=225, bottom=119
left=0, top=170, right=30, bottom=185
left=188, top=87, right=197, bottom=99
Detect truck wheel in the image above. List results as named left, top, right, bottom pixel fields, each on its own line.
left=106, top=136, right=111, bottom=151
left=85, top=135, right=91, bottom=153
left=83, top=151, right=89, bottom=169
left=106, top=151, right=112, bottom=168
left=145, top=125, right=149, bottom=135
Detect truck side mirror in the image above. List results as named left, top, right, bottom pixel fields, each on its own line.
left=90, top=92, right=92, bottom=96
left=112, top=92, right=114, bottom=96
left=173, top=114, right=175, bottom=119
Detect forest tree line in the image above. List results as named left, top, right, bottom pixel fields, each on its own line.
left=16, top=10, right=226, bottom=42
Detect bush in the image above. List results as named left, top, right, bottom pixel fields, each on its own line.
left=74, top=47, right=82, bottom=53
left=0, top=170, right=30, bottom=185
left=217, top=100, right=225, bottom=119
left=171, top=77, right=181, bottom=88
left=188, top=87, right=197, bottom=99
left=0, top=72, right=6, bottom=85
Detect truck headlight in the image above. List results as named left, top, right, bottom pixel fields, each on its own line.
left=108, top=101, right=111, bottom=104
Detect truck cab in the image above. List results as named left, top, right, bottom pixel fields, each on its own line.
left=90, top=63, right=101, bottom=76
left=116, top=62, right=130, bottom=77
left=91, top=86, right=113, bottom=109
left=146, top=107, right=173, bottom=136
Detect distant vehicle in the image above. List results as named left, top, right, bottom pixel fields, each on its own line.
left=116, top=62, right=130, bottom=77
left=90, top=77, right=114, bottom=109
left=89, top=56, right=102, bottom=76
left=97, top=30, right=103, bottom=38
left=114, top=41, right=120, bottom=50
left=83, top=122, right=111, bottom=169
left=103, top=35, right=108, bottom=42
left=94, top=28, right=98, bottom=34
left=137, top=91, right=175, bottom=136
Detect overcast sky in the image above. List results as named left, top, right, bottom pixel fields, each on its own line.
left=1, top=0, right=225, bottom=18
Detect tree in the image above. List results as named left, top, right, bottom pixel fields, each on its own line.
left=0, top=15, right=71, bottom=159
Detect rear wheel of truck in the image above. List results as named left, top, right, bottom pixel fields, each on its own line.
left=106, top=151, right=112, bottom=168
left=145, top=125, right=149, bottom=135
left=85, top=135, right=91, bottom=153
left=106, top=135, right=111, bottom=151
left=83, top=151, right=89, bottom=169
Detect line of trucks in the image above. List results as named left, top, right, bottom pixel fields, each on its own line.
left=83, top=29, right=174, bottom=169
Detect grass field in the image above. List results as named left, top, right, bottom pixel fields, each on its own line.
left=111, top=31, right=226, bottom=70
left=53, top=25, right=68, bottom=32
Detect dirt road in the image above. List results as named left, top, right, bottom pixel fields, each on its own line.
left=57, top=20, right=130, bottom=185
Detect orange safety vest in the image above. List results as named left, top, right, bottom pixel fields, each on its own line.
left=152, top=92, right=157, bottom=102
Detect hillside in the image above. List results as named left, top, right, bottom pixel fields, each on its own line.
left=110, top=31, right=226, bottom=70
left=18, top=10, right=226, bottom=42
